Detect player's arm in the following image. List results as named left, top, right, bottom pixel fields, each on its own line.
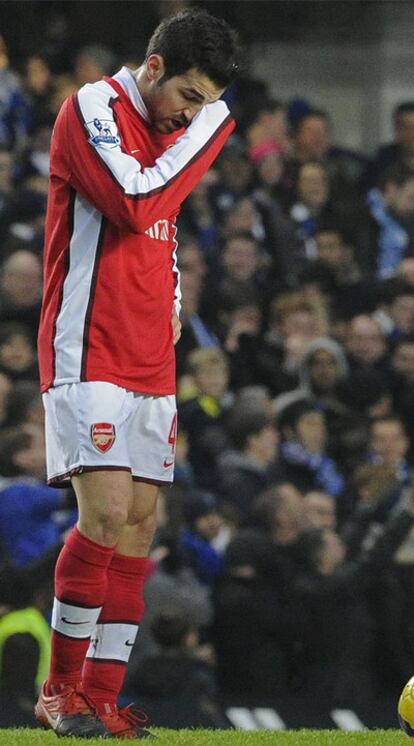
left=63, top=84, right=235, bottom=233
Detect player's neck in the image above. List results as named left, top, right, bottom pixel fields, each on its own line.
left=131, top=66, right=149, bottom=108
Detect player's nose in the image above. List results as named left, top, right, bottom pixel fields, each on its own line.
left=182, top=103, right=203, bottom=124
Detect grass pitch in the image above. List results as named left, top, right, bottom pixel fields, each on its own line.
left=0, top=729, right=410, bottom=745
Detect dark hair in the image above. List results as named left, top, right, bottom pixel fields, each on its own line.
left=292, top=108, right=330, bottom=137
left=377, top=277, right=414, bottom=305
left=150, top=609, right=192, bottom=648
left=393, top=101, right=414, bottom=125
left=227, top=410, right=273, bottom=451
left=241, top=97, right=284, bottom=132
left=0, top=322, right=32, bottom=347
left=314, top=215, right=353, bottom=245
left=145, top=8, right=241, bottom=88
left=380, top=163, right=414, bottom=190
left=276, top=398, right=321, bottom=436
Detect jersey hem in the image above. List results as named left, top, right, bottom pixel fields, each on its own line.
left=41, top=374, right=176, bottom=396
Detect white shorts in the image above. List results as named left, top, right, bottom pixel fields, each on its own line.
left=43, top=382, right=177, bottom=487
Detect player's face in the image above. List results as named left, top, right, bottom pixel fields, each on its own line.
left=144, top=57, right=225, bottom=134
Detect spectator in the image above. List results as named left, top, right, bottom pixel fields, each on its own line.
left=124, top=608, right=226, bottom=729
left=266, top=293, right=329, bottom=387
left=345, top=314, right=389, bottom=373
left=216, top=410, right=281, bottom=525
left=293, top=486, right=414, bottom=707
left=0, top=547, right=59, bottom=726
left=127, top=528, right=212, bottom=670
left=367, top=101, right=414, bottom=186
left=180, top=490, right=224, bottom=585
left=250, top=159, right=307, bottom=289
left=285, top=108, right=364, bottom=206
left=366, top=415, right=411, bottom=491
left=175, top=241, right=218, bottom=380
left=244, top=98, right=289, bottom=153
left=209, top=141, right=253, bottom=219
left=178, top=171, right=219, bottom=257
left=5, top=379, right=44, bottom=428
left=0, top=250, right=42, bottom=340
left=23, top=55, right=55, bottom=133
left=335, top=368, right=393, bottom=477
left=314, top=221, right=361, bottom=287
left=179, top=348, right=232, bottom=487
left=0, top=35, right=30, bottom=150
left=373, top=279, right=414, bottom=339
left=0, top=322, right=38, bottom=381
left=277, top=399, right=345, bottom=498
left=74, top=44, right=117, bottom=86
left=274, top=336, right=349, bottom=432
left=302, top=490, right=337, bottom=531
left=0, top=422, right=76, bottom=566
left=213, top=528, right=298, bottom=700
left=355, top=165, right=414, bottom=279
left=232, top=384, right=274, bottom=418
left=289, top=161, right=333, bottom=258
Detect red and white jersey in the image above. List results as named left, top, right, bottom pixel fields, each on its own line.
left=38, top=67, right=234, bottom=395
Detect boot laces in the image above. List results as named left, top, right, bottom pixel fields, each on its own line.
left=117, top=704, right=150, bottom=726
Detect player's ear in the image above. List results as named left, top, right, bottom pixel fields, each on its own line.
left=146, top=54, right=165, bottom=82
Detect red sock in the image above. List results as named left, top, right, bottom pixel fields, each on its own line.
left=82, top=553, right=148, bottom=714
left=46, top=526, right=115, bottom=695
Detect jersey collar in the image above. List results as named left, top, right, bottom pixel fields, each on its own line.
left=112, top=66, right=150, bottom=122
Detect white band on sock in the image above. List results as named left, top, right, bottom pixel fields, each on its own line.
left=86, top=622, right=139, bottom=662
left=52, top=598, right=102, bottom=639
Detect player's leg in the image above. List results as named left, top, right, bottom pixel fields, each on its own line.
left=36, top=471, right=134, bottom=737
left=82, top=481, right=159, bottom=738
left=82, top=394, right=175, bottom=737
left=36, top=382, right=135, bottom=736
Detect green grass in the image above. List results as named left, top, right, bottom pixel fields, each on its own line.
left=0, top=729, right=410, bottom=745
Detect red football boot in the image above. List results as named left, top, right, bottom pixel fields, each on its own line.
left=35, top=681, right=110, bottom=738
left=99, top=704, right=153, bottom=739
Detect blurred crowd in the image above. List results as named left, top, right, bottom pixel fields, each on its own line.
left=2, top=13, right=414, bottom=729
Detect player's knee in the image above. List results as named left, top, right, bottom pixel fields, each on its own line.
left=128, top=511, right=157, bottom=543
left=102, top=504, right=129, bottom=532
left=82, top=503, right=129, bottom=545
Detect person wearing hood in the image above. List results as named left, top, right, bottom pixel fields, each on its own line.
left=216, top=410, right=283, bottom=525
left=274, top=335, right=349, bottom=415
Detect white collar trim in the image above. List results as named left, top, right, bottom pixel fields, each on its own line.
left=112, top=66, right=150, bottom=122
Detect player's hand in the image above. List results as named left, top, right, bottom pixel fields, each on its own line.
left=171, top=308, right=181, bottom=345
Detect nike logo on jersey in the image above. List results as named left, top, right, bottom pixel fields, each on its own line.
left=61, top=617, right=89, bottom=625
left=125, top=640, right=134, bottom=646
left=163, top=459, right=174, bottom=468
left=130, top=148, right=141, bottom=154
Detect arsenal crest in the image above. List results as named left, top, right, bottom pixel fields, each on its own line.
left=90, top=422, right=116, bottom=453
